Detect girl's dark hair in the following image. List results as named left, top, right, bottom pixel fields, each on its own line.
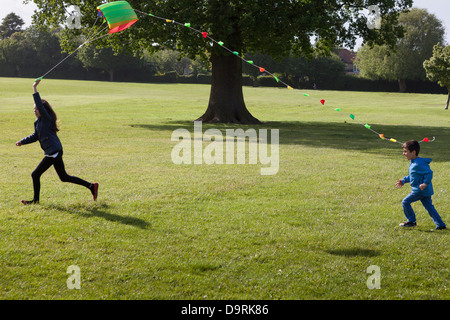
left=402, top=140, right=420, bottom=156
left=41, top=99, right=59, bottom=132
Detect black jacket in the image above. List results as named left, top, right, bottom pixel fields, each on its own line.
left=20, top=92, right=63, bottom=155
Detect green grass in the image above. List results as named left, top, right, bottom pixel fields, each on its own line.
left=0, top=77, right=448, bottom=299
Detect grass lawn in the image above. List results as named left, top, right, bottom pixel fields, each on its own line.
left=0, top=77, right=448, bottom=300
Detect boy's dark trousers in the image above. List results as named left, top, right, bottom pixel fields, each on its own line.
left=402, top=192, right=446, bottom=228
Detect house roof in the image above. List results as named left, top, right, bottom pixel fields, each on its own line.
left=338, top=49, right=357, bottom=64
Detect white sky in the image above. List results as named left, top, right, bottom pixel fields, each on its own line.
left=0, top=0, right=449, bottom=46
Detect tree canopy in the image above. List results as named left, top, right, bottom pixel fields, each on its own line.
left=0, top=12, right=25, bottom=39
left=424, top=44, right=450, bottom=109
left=356, top=8, right=445, bottom=92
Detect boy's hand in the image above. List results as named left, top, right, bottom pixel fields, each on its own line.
left=419, top=183, right=428, bottom=191
left=395, top=180, right=404, bottom=188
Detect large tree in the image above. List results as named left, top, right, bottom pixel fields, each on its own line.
left=0, top=32, right=34, bottom=76
left=424, top=44, right=450, bottom=110
left=30, top=0, right=412, bottom=123
left=0, top=12, right=25, bottom=39
left=356, top=8, right=445, bottom=93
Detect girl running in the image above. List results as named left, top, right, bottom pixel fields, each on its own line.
left=16, top=80, right=98, bottom=204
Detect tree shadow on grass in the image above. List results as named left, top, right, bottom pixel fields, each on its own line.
left=326, top=248, right=381, bottom=257
left=131, top=120, right=449, bottom=162
left=47, top=202, right=151, bottom=230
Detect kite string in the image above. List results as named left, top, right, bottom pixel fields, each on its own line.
left=38, top=36, right=102, bottom=80
left=39, top=47, right=82, bottom=79
left=84, top=14, right=102, bottom=42
left=82, top=32, right=110, bottom=46
left=135, top=9, right=437, bottom=145
left=37, top=19, right=110, bottom=80
left=84, top=24, right=109, bottom=44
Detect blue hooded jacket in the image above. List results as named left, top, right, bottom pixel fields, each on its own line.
left=20, top=92, right=63, bottom=156
left=402, top=157, right=434, bottom=196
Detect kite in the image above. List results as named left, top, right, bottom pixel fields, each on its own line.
left=97, top=1, right=138, bottom=34
left=36, top=1, right=138, bottom=81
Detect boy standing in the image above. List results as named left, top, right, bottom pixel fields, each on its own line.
left=395, top=140, right=446, bottom=229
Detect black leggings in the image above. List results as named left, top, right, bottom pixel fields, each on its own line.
left=31, top=151, right=91, bottom=201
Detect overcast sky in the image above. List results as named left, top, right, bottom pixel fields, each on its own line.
left=1, top=0, right=449, bottom=47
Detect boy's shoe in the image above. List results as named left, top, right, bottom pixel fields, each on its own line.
left=436, top=226, right=446, bottom=230
left=21, top=200, right=38, bottom=205
left=399, top=221, right=416, bottom=227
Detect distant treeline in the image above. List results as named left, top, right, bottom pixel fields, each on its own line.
left=0, top=26, right=446, bottom=94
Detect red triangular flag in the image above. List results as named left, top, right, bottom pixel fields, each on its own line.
left=202, top=32, right=208, bottom=38
left=320, top=99, right=325, bottom=105
left=259, top=67, right=265, bottom=72
left=423, top=137, right=429, bottom=142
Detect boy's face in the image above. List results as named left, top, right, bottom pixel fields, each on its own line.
left=402, top=147, right=417, bottom=160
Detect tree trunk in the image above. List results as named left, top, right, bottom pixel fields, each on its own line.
left=109, top=69, right=114, bottom=82
left=196, top=53, right=260, bottom=124
left=398, top=78, right=407, bottom=93
left=446, top=90, right=449, bottom=110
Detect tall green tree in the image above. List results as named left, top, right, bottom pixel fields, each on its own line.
left=356, top=8, right=445, bottom=92
left=30, top=0, right=412, bottom=123
left=0, top=12, right=25, bottom=39
left=424, top=44, right=450, bottom=109
left=0, top=32, right=35, bottom=76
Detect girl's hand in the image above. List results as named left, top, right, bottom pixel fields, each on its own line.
left=33, top=79, right=41, bottom=93
left=395, top=180, right=403, bottom=188
left=16, top=141, right=22, bottom=146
